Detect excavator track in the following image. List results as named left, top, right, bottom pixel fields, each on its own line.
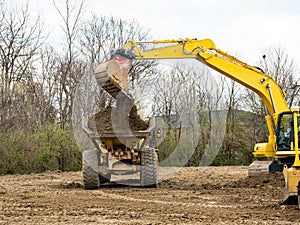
left=248, top=160, right=273, bottom=177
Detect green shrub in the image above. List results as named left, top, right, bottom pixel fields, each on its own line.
left=0, top=124, right=81, bottom=175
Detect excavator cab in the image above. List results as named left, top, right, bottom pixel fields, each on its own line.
left=280, top=108, right=300, bottom=206
left=276, top=112, right=293, bottom=151
left=273, top=111, right=300, bottom=169
left=250, top=112, right=296, bottom=175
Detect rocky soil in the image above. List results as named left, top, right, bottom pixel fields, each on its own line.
left=1, top=166, right=300, bottom=224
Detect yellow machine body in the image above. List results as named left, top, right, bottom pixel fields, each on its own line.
left=115, top=38, right=300, bottom=206
left=282, top=108, right=300, bottom=205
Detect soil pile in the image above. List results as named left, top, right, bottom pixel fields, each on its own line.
left=89, top=105, right=148, bottom=133
left=226, top=172, right=285, bottom=189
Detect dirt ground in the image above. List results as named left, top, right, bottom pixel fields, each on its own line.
left=1, top=166, right=300, bottom=225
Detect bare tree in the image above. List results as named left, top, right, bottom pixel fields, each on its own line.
left=222, top=79, right=243, bottom=163
left=78, top=15, right=156, bottom=118
left=244, top=47, right=299, bottom=113
left=34, top=46, right=63, bottom=124
left=152, top=66, right=178, bottom=118
left=261, top=47, right=300, bottom=107
left=0, top=2, right=44, bottom=129
left=241, top=47, right=299, bottom=144
left=79, top=15, right=155, bottom=81
left=80, top=15, right=149, bottom=64
left=151, top=62, right=227, bottom=165
left=52, top=0, right=86, bottom=128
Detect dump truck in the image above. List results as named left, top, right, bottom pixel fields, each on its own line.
left=82, top=56, right=159, bottom=189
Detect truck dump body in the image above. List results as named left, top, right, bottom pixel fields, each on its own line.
left=88, top=105, right=148, bottom=133
left=82, top=107, right=157, bottom=187
left=85, top=105, right=155, bottom=158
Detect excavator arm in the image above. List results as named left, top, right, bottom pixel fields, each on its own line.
left=114, top=38, right=289, bottom=158
left=120, top=39, right=289, bottom=121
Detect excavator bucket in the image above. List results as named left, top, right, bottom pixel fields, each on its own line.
left=281, top=165, right=300, bottom=206
left=94, top=56, right=132, bottom=101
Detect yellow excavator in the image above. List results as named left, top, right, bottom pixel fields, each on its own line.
left=83, top=37, right=300, bottom=206
left=105, top=38, right=300, bottom=206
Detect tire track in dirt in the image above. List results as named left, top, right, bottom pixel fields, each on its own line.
left=97, top=190, right=236, bottom=209
left=1, top=167, right=300, bottom=224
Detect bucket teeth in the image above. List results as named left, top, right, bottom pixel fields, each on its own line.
left=281, top=193, right=298, bottom=205
left=281, top=166, right=300, bottom=207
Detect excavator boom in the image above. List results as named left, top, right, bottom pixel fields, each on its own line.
left=115, top=39, right=289, bottom=159
left=120, top=39, right=289, bottom=122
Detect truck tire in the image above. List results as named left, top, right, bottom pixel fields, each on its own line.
left=140, top=148, right=158, bottom=187
left=82, top=149, right=100, bottom=189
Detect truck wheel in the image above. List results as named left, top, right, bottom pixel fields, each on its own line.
left=140, top=148, right=158, bottom=187
left=82, top=149, right=100, bottom=189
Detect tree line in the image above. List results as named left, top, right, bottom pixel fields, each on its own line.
left=0, top=0, right=299, bottom=174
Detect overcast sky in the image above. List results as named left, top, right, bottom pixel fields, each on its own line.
left=21, top=0, right=300, bottom=68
